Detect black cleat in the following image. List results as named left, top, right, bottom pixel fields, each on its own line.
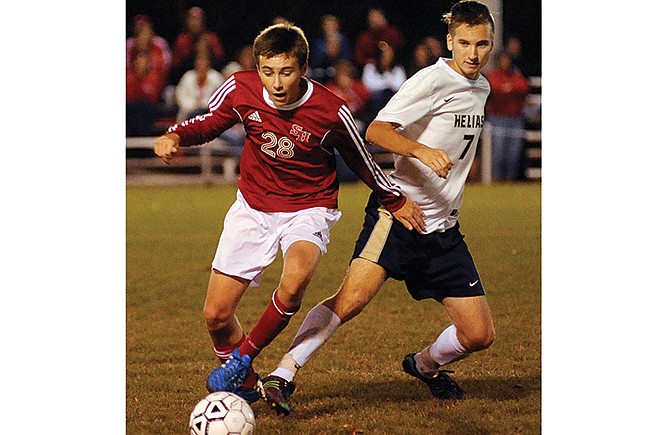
left=262, top=375, right=296, bottom=415
left=402, top=353, right=465, bottom=399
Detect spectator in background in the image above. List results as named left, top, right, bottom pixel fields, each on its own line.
left=126, top=14, right=172, bottom=72
left=170, top=7, right=225, bottom=85
left=504, top=36, right=528, bottom=77
left=312, top=15, right=352, bottom=70
left=353, top=8, right=405, bottom=68
left=361, top=41, right=406, bottom=120
left=485, top=51, right=530, bottom=181
left=174, top=52, right=224, bottom=123
left=422, top=35, right=445, bottom=63
left=127, top=26, right=171, bottom=85
left=127, top=50, right=165, bottom=136
left=310, top=33, right=348, bottom=84
left=220, top=45, right=257, bottom=155
left=325, top=59, right=370, bottom=133
left=222, top=45, right=256, bottom=79
left=407, top=41, right=432, bottom=77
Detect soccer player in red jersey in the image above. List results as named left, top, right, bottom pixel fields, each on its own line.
left=154, top=22, right=424, bottom=403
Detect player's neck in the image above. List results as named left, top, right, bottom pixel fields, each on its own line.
left=446, top=59, right=480, bottom=80
left=295, top=77, right=308, bottom=102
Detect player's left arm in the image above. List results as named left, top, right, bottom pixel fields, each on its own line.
left=329, top=107, right=424, bottom=231
left=368, top=70, right=452, bottom=178
left=388, top=197, right=425, bottom=233
left=365, top=121, right=452, bottom=179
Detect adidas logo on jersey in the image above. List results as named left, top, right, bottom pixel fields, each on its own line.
left=248, top=111, right=262, bottom=123
left=312, top=231, right=323, bottom=241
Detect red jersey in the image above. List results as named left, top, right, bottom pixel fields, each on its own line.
left=167, top=70, right=405, bottom=213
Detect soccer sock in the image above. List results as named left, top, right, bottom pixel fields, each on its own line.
left=213, top=334, right=246, bottom=364
left=212, top=333, right=258, bottom=389
left=427, top=324, right=470, bottom=366
left=239, top=290, right=300, bottom=360
left=414, top=352, right=439, bottom=378
left=270, top=354, right=301, bottom=383
left=273, top=303, right=341, bottom=379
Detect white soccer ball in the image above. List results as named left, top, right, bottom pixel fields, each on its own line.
left=189, top=391, right=256, bottom=435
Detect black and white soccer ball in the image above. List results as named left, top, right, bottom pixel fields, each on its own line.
left=189, top=391, right=255, bottom=435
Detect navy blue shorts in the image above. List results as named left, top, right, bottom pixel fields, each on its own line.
left=352, top=193, right=485, bottom=301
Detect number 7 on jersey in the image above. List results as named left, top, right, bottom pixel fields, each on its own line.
left=458, top=134, right=475, bottom=160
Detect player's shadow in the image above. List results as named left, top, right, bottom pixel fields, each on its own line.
left=281, top=375, right=541, bottom=419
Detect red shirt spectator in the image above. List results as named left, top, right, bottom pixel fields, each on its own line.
left=126, top=15, right=172, bottom=73
left=485, top=52, right=530, bottom=117
left=126, top=51, right=164, bottom=105
left=171, top=7, right=225, bottom=71
left=353, top=8, right=406, bottom=67
left=325, top=60, right=370, bottom=119
left=127, top=27, right=170, bottom=82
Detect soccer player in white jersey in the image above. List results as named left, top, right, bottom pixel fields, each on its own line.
left=153, top=23, right=423, bottom=404
left=263, top=1, right=496, bottom=414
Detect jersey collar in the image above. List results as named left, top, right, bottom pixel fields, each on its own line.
left=437, top=57, right=482, bottom=85
left=262, top=77, right=313, bottom=111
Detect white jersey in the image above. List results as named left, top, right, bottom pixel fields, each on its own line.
left=374, top=58, right=490, bottom=233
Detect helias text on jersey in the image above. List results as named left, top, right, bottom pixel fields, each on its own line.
left=454, top=114, right=484, bottom=129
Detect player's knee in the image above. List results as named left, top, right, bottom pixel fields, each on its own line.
left=275, top=285, right=305, bottom=309
left=461, top=324, right=495, bottom=352
left=276, top=275, right=311, bottom=308
left=203, top=302, right=235, bottom=331
left=327, top=294, right=367, bottom=324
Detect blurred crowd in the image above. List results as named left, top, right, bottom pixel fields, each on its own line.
left=127, top=7, right=536, bottom=180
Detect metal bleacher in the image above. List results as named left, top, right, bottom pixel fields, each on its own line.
left=126, top=137, right=240, bottom=185
left=523, top=76, right=542, bottom=180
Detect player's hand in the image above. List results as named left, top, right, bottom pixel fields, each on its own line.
left=414, top=146, right=453, bottom=178
left=392, top=198, right=425, bottom=233
left=154, top=133, right=180, bottom=164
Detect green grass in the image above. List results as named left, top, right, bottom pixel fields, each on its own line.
left=127, top=181, right=541, bottom=434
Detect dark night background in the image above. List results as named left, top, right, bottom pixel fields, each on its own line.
left=125, top=0, right=541, bottom=76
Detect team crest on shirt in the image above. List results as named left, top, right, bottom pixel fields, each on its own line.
left=290, top=124, right=312, bottom=142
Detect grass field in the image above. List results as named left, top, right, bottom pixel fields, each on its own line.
left=126, top=181, right=541, bottom=434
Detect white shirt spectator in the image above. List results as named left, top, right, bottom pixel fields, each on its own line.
left=175, top=61, right=224, bottom=122
left=361, top=63, right=406, bottom=93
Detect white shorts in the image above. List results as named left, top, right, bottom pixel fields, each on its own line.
left=212, top=190, right=342, bottom=287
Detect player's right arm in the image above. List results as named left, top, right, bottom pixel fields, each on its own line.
left=154, top=133, right=180, bottom=164
left=154, top=74, right=241, bottom=164
left=366, top=120, right=452, bottom=179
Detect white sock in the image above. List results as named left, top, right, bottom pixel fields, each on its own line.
left=428, top=324, right=470, bottom=366
left=414, top=353, right=438, bottom=378
left=271, top=355, right=300, bottom=382
left=270, top=304, right=341, bottom=381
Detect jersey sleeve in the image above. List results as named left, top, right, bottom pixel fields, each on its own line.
left=328, top=105, right=406, bottom=212
left=166, top=75, right=241, bottom=146
left=374, top=70, right=434, bottom=128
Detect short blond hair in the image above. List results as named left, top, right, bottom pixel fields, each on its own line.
left=442, top=1, right=495, bottom=35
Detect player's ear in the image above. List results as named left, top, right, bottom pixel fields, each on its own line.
left=300, top=63, right=308, bottom=76
left=446, top=33, right=453, bottom=51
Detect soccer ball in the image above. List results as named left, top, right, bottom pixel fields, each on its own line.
left=189, top=391, right=255, bottom=435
